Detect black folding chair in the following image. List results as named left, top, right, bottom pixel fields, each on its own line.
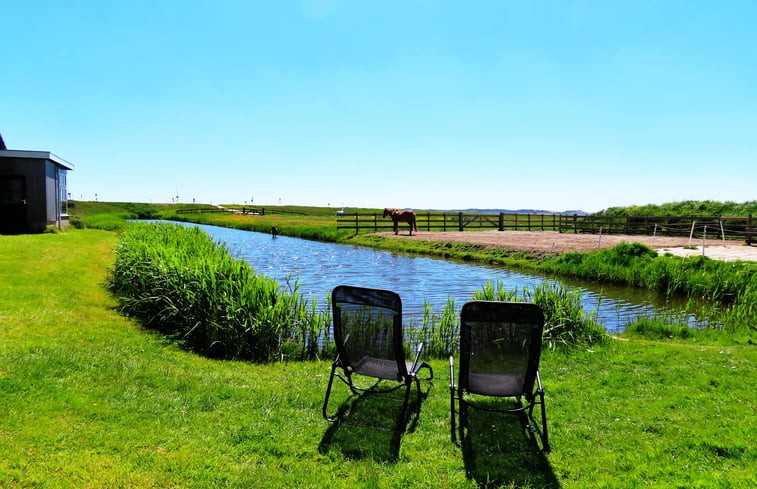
left=450, top=301, right=550, bottom=452
left=322, top=285, right=433, bottom=422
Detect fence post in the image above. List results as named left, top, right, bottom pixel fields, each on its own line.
left=498, top=212, right=504, bottom=231
left=426, top=212, right=430, bottom=232
left=748, top=214, right=753, bottom=245
left=720, top=219, right=725, bottom=243
left=458, top=212, right=463, bottom=232
left=652, top=223, right=658, bottom=248
left=443, top=213, right=447, bottom=232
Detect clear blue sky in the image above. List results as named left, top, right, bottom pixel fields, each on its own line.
left=2, top=1, right=755, bottom=212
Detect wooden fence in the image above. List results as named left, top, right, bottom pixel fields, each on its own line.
left=175, top=207, right=305, bottom=216
left=337, top=212, right=756, bottom=243
left=176, top=207, right=235, bottom=215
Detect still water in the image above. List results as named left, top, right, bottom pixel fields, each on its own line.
left=170, top=222, right=697, bottom=333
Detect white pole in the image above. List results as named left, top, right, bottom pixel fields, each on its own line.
left=689, top=220, right=696, bottom=245
left=720, top=220, right=726, bottom=243
left=702, top=225, right=707, bottom=256
left=652, top=223, right=658, bottom=248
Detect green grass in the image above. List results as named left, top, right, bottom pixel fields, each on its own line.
left=1, top=230, right=755, bottom=488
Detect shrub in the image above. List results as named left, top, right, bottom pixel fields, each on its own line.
left=108, top=222, right=326, bottom=362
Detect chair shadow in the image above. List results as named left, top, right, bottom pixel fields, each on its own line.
left=319, top=381, right=429, bottom=463
left=459, top=402, right=560, bottom=489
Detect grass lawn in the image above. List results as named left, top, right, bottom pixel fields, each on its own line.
left=1, top=230, right=754, bottom=488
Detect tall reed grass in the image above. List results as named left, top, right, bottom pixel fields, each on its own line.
left=108, top=222, right=327, bottom=362
left=473, top=280, right=607, bottom=349
left=411, top=281, right=606, bottom=356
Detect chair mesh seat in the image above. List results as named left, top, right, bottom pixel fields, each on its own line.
left=353, top=356, right=402, bottom=380
left=467, top=373, right=525, bottom=397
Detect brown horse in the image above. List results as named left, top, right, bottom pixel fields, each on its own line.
left=383, top=208, right=418, bottom=236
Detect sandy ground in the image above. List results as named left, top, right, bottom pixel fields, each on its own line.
left=380, top=230, right=757, bottom=262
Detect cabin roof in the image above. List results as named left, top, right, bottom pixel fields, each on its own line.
left=0, top=149, right=75, bottom=170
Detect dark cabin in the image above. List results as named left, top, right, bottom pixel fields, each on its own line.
left=0, top=133, right=75, bottom=234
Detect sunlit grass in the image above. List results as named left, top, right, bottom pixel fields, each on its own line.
left=1, top=230, right=755, bottom=488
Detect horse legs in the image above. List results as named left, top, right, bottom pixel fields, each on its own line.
left=393, top=219, right=399, bottom=235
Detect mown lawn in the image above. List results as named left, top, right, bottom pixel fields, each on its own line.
left=1, top=230, right=754, bottom=488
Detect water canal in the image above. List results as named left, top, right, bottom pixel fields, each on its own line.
left=169, top=222, right=698, bottom=333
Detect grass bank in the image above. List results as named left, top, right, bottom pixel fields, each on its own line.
left=2, top=230, right=756, bottom=488
left=70, top=202, right=757, bottom=342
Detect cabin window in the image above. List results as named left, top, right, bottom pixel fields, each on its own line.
left=0, top=176, right=26, bottom=204
left=58, top=169, right=68, bottom=214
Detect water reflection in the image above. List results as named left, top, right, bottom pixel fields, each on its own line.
left=166, top=222, right=699, bottom=332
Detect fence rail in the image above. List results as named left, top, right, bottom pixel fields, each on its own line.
left=336, top=212, right=756, bottom=244
left=176, top=207, right=234, bottom=215
left=175, top=207, right=306, bottom=216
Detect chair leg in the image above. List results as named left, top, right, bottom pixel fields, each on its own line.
left=322, top=362, right=339, bottom=422
left=450, top=388, right=457, bottom=443
left=449, top=356, right=457, bottom=443
left=399, top=378, right=413, bottom=424
left=538, top=390, right=550, bottom=452
left=534, top=371, right=550, bottom=452
left=413, top=376, right=423, bottom=414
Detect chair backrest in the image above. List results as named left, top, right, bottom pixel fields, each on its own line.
left=331, top=285, right=407, bottom=378
left=458, top=301, right=544, bottom=397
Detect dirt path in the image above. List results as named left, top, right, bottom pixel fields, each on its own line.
left=379, top=230, right=757, bottom=262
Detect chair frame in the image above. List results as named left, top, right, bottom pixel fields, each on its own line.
left=322, top=285, right=433, bottom=423
left=449, top=300, right=550, bottom=452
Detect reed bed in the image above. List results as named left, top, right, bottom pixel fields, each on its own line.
left=412, top=281, right=606, bottom=357
left=547, top=242, right=757, bottom=338
left=108, top=222, right=327, bottom=362
left=472, top=280, right=607, bottom=349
